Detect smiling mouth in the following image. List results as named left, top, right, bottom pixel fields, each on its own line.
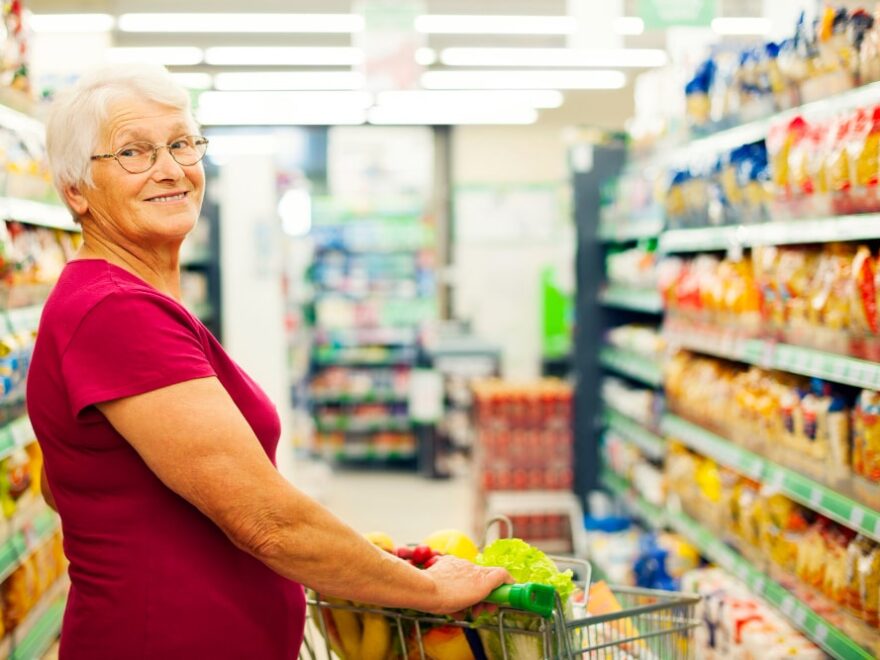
left=146, top=192, right=188, bottom=202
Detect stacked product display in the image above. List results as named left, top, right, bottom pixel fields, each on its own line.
left=472, top=379, right=576, bottom=553
left=590, top=12, right=880, bottom=658
left=0, top=81, right=80, bottom=656
left=307, top=199, right=437, bottom=465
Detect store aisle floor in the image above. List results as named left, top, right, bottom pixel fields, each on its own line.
left=287, top=455, right=474, bottom=544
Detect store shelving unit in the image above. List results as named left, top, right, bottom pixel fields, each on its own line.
left=306, top=199, right=437, bottom=468
left=597, top=285, right=663, bottom=314
left=582, top=80, right=880, bottom=660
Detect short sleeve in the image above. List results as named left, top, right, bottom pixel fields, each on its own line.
left=61, top=291, right=216, bottom=417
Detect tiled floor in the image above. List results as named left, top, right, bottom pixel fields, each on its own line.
left=288, top=454, right=475, bottom=544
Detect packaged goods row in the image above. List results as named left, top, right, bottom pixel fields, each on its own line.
left=0, top=221, right=80, bottom=310
left=601, top=436, right=665, bottom=508
left=659, top=243, right=880, bottom=358
left=605, top=243, right=658, bottom=291
left=472, top=378, right=572, bottom=430
left=310, top=366, right=411, bottom=401
left=313, top=432, right=416, bottom=460
left=666, top=442, right=880, bottom=649
left=666, top=351, right=879, bottom=507
left=601, top=376, right=660, bottom=428
left=685, top=6, right=880, bottom=133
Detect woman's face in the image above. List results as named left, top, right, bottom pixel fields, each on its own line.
left=72, top=97, right=205, bottom=247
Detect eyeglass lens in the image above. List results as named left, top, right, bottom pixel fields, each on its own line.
left=116, top=136, right=208, bottom=173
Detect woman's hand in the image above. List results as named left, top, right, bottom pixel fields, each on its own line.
left=420, top=555, right=513, bottom=614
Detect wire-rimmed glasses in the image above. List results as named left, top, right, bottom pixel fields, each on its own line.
left=90, top=135, right=209, bottom=174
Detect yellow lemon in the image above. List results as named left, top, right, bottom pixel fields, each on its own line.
left=423, top=529, right=479, bottom=562
left=364, top=531, right=395, bottom=553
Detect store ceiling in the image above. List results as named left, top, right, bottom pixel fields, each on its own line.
left=24, top=0, right=771, bottom=128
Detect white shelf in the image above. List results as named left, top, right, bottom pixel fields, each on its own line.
left=0, top=197, right=77, bottom=232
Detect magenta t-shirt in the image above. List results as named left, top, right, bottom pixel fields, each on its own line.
left=26, top=259, right=305, bottom=659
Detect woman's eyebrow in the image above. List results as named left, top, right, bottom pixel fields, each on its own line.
left=115, top=124, right=193, bottom=144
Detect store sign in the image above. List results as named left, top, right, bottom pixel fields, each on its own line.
left=639, top=0, right=716, bottom=28
left=355, top=0, right=425, bottom=91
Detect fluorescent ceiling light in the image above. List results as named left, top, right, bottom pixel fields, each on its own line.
left=199, top=106, right=367, bottom=126
left=422, top=70, right=626, bottom=90
left=440, top=48, right=667, bottom=68
left=29, top=13, right=114, bottom=32
left=415, top=14, right=577, bottom=35
left=415, top=48, right=437, bottom=66
left=118, top=13, right=364, bottom=33
left=375, top=90, right=563, bottom=109
left=170, top=72, right=213, bottom=89
left=711, top=17, right=772, bottom=35
left=205, top=47, right=363, bottom=66
left=368, top=106, right=538, bottom=125
left=107, top=47, right=204, bottom=66
left=205, top=134, right=282, bottom=156
left=197, top=91, right=373, bottom=124
left=614, top=16, right=645, bottom=35
left=214, top=71, right=365, bottom=90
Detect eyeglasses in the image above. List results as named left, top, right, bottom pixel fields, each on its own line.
left=90, top=135, right=209, bottom=174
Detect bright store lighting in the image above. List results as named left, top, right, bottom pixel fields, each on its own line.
left=170, top=73, right=213, bottom=89
left=415, top=14, right=577, bottom=35
left=107, top=47, right=204, bottom=66
left=711, top=17, right=772, bottom=35
left=421, top=70, right=626, bottom=90
left=614, top=16, right=645, bottom=35
left=29, top=13, right=115, bottom=33
left=439, top=48, right=668, bottom=68
left=415, top=48, right=437, bottom=66
left=118, top=13, right=364, bottom=33
left=214, top=71, right=365, bottom=91
left=196, top=90, right=371, bottom=125
left=368, top=106, right=538, bottom=125
left=205, top=47, right=364, bottom=66
left=375, top=90, right=563, bottom=109
left=279, top=189, right=312, bottom=237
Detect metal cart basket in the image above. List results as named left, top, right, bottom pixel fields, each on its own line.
left=300, top=553, right=701, bottom=660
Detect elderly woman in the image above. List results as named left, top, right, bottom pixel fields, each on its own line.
left=26, top=63, right=510, bottom=659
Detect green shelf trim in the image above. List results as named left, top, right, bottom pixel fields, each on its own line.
left=0, top=509, right=60, bottom=583
left=666, top=507, right=873, bottom=660
left=660, top=214, right=880, bottom=254
left=598, top=286, right=663, bottom=314
left=599, top=346, right=663, bottom=388
left=10, top=592, right=65, bottom=660
left=598, top=213, right=664, bottom=243
left=666, top=324, right=880, bottom=391
left=312, top=393, right=408, bottom=405
left=603, top=407, right=666, bottom=460
left=662, top=414, right=880, bottom=542
left=315, top=356, right=414, bottom=367
left=316, top=418, right=412, bottom=434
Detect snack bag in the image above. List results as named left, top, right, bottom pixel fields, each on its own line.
left=857, top=541, right=880, bottom=626
left=853, top=246, right=880, bottom=335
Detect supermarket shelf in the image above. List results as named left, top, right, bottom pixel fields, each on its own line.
left=665, top=320, right=880, bottom=390
left=0, top=415, right=34, bottom=462
left=313, top=327, right=417, bottom=347
left=598, top=211, right=663, bottom=242
left=6, top=304, right=43, bottom=332
left=660, top=213, right=880, bottom=253
left=662, top=414, right=880, bottom=543
left=598, top=468, right=665, bottom=530
left=666, top=502, right=873, bottom=660
left=602, top=407, right=665, bottom=460
left=316, top=418, right=412, bottom=433
left=598, top=346, right=663, bottom=388
left=5, top=575, right=68, bottom=660
left=312, top=392, right=408, bottom=405
left=632, top=79, right=880, bottom=172
left=188, top=302, right=214, bottom=322
left=0, top=507, right=61, bottom=584
left=598, top=285, right=663, bottom=314
left=318, top=447, right=418, bottom=464
left=314, top=355, right=415, bottom=368
left=0, top=197, right=77, bottom=232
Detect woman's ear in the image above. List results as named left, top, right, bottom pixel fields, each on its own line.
left=63, top=183, right=89, bottom=217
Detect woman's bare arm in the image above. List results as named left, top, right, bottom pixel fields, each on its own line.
left=97, top=377, right=509, bottom=614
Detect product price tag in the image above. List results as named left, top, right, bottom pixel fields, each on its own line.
left=809, top=489, right=823, bottom=507
left=753, top=576, right=766, bottom=595
left=780, top=597, right=795, bottom=616
left=793, top=607, right=807, bottom=627
left=849, top=507, right=865, bottom=529
left=759, top=341, right=775, bottom=369
left=814, top=623, right=828, bottom=644
left=873, top=518, right=880, bottom=539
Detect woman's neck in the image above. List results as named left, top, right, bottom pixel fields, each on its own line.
left=76, top=234, right=183, bottom=300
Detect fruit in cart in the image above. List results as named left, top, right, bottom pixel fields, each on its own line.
left=322, top=597, right=362, bottom=659
left=396, top=546, right=414, bottom=560
left=365, top=531, right=396, bottom=553
left=412, top=545, right=433, bottom=566
left=419, top=625, right=476, bottom=660
left=422, top=530, right=479, bottom=563
left=360, top=611, right=392, bottom=660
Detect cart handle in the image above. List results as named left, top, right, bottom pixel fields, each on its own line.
left=485, top=583, right=555, bottom=618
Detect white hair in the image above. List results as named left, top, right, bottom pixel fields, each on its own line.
left=46, top=62, right=196, bottom=197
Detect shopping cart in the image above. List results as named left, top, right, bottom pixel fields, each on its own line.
left=301, top=520, right=700, bottom=659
